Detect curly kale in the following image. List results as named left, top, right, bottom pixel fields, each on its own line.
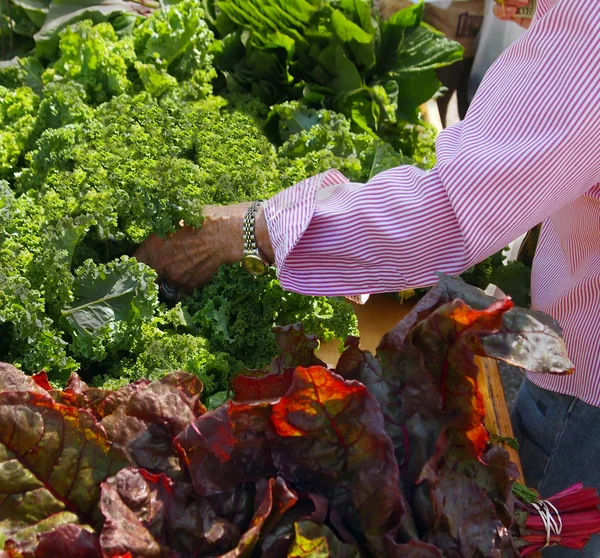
left=1, top=89, right=358, bottom=384
left=41, top=2, right=216, bottom=106
left=61, top=256, right=159, bottom=362
left=16, top=92, right=286, bottom=243
left=0, top=57, right=44, bottom=93
left=133, top=0, right=214, bottom=83
left=0, top=85, right=39, bottom=179
left=185, top=265, right=358, bottom=370
left=45, top=21, right=137, bottom=105
left=0, top=272, right=78, bottom=380
left=270, top=101, right=411, bottom=183
left=460, top=250, right=507, bottom=291
left=98, top=323, right=239, bottom=395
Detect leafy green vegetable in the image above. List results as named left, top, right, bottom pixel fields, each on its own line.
left=33, top=0, right=150, bottom=60
left=0, top=77, right=358, bottom=385
left=61, top=256, right=158, bottom=361
left=270, top=101, right=412, bottom=183
left=133, top=0, right=213, bottom=82
left=0, top=84, right=38, bottom=178
left=45, top=19, right=136, bottom=103
left=101, top=321, right=238, bottom=395
left=0, top=56, right=44, bottom=92
left=0, top=0, right=457, bottom=398
left=186, top=265, right=358, bottom=370
left=212, top=0, right=462, bottom=134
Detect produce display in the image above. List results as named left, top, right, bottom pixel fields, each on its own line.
left=1, top=1, right=576, bottom=556
left=1, top=275, right=598, bottom=557
left=0, top=0, right=470, bottom=391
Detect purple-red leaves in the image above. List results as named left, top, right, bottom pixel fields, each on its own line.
left=0, top=363, right=50, bottom=396
left=178, top=366, right=416, bottom=556
left=269, top=324, right=327, bottom=375
left=220, top=477, right=298, bottom=557
left=231, top=323, right=327, bottom=403
left=100, top=468, right=237, bottom=558
left=176, top=402, right=276, bottom=495
left=430, top=470, right=513, bottom=556
left=0, top=276, right=580, bottom=557
left=0, top=391, right=129, bottom=553
left=35, top=525, right=102, bottom=558
left=271, top=367, right=416, bottom=552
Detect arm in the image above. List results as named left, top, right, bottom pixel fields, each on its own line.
left=261, top=0, right=600, bottom=296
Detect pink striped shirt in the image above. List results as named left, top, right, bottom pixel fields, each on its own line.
left=264, top=0, right=600, bottom=407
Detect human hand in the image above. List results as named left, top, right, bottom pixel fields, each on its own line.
left=134, top=203, right=274, bottom=298
left=493, top=0, right=534, bottom=29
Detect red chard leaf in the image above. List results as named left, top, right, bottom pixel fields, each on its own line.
left=88, top=380, right=151, bottom=419
left=0, top=276, right=576, bottom=558
left=0, top=392, right=129, bottom=553
left=31, top=371, right=52, bottom=391
left=0, top=364, right=50, bottom=396
left=220, top=477, right=298, bottom=558
left=229, top=324, right=327, bottom=405
left=376, top=297, right=518, bottom=489
left=269, top=324, right=326, bottom=374
left=232, top=369, right=294, bottom=403
left=271, top=366, right=417, bottom=554
left=176, top=403, right=276, bottom=495
left=65, top=373, right=89, bottom=394
left=100, top=468, right=239, bottom=558
left=99, top=372, right=206, bottom=478
left=35, top=524, right=101, bottom=558
left=124, top=370, right=206, bottom=436
left=431, top=469, right=513, bottom=556
left=101, top=408, right=182, bottom=478
left=428, top=274, right=574, bottom=374
left=178, top=366, right=417, bottom=554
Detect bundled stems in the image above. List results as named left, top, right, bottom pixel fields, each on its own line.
left=516, top=483, right=600, bottom=556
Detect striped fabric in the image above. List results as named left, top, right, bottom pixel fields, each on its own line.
left=264, top=0, right=600, bottom=406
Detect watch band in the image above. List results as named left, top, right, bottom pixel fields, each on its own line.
left=242, top=201, right=269, bottom=275
left=243, top=201, right=263, bottom=255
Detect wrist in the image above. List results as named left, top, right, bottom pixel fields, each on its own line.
left=255, top=204, right=274, bottom=265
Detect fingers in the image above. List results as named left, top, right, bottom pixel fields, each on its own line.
left=493, top=3, right=517, bottom=21
left=493, top=1, right=532, bottom=28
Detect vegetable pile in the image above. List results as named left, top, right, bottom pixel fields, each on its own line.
left=2, top=275, right=596, bottom=558
left=0, top=0, right=473, bottom=393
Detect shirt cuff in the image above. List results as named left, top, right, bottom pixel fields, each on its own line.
left=264, top=169, right=370, bottom=303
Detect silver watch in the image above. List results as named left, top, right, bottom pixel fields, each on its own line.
left=242, top=201, right=269, bottom=276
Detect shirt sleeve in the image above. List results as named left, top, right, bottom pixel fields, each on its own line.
left=264, top=0, right=600, bottom=297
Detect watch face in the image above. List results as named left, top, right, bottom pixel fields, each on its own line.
left=243, top=254, right=268, bottom=276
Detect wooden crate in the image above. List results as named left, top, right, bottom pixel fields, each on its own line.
left=477, top=357, right=525, bottom=481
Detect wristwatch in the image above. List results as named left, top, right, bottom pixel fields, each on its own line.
left=242, top=201, right=269, bottom=276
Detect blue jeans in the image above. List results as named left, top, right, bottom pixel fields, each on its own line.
left=511, top=378, right=600, bottom=557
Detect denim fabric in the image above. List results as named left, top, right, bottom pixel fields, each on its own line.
left=511, top=378, right=600, bottom=557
